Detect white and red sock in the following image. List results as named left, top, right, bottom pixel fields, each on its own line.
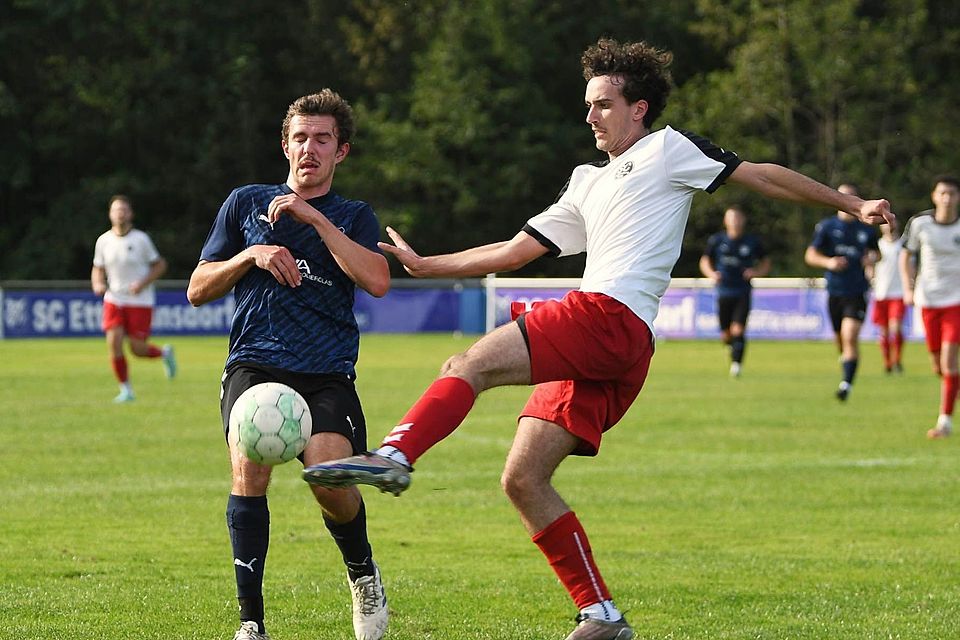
left=532, top=511, right=613, bottom=611
left=379, top=377, right=475, bottom=465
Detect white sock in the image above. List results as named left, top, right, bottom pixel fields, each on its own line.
left=580, top=600, right=622, bottom=622
left=119, top=382, right=133, bottom=394
left=375, top=446, right=410, bottom=467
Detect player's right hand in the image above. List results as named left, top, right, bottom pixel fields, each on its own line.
left=378, top=226, right=427, bottom=277
left=827, top=256, right=849, bottom=272
left=248, top=244, right=302, bottom=286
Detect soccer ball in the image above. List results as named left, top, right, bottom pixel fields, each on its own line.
left=228, top=382, right=313, bottom=465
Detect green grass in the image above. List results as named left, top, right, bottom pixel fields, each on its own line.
left=1, top=335, right=958, bottom=639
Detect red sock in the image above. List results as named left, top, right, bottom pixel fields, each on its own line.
left=892, top=332, right=903, bottom=364
left=111, top=356, right=129, bottom=383
left=381, top=377, right=475, bottom=465
left=879, top=336, right=891, bottom=369
left=145, top=344, right=163, bottom=358
left=531, top=511, right=612, bottom=609
left=943, top=373, right=959, bottom=416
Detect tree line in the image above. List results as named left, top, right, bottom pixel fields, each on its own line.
left=1, top=0, right=957, bottom=281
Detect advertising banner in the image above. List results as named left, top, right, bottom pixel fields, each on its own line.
left=495, top=286, right=922, bottom=341
left=0, top=290, right=235, bottom=338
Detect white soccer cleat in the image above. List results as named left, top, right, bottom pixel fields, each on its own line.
left=233, top=620, right=271, bottom=640
left=161, top=344, right=177, bottom=379
left=113, top=387, right=135, bottom=403
left=928, top=415, right=953, bottom=440
left=349, top=562, right=388, bottom=640
left=729, top=362, right=742, bottom=378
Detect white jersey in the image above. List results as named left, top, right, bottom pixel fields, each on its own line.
left=93, top=228, right=161, bottom=306
left=872, top=236, right=904, bottom=300
left=901, top=211, right=960, bottom=308
left=524, top=126, right=740, bottom=329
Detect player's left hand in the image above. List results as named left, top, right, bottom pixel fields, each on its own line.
left=859, top=199, right=895, bottom=226
left=267, top=193, right=320, bottom=226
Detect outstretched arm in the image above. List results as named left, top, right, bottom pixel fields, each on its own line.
left=729, top=162, right=894, bottom=225
left=378, top=227, right=549, bottom=278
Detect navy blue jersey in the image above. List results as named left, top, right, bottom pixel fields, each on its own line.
left=809, top=216, right=879, bottom=296
left=703, top=232, right=767, bottom=297
left=199, top=183, right=381, bottom=377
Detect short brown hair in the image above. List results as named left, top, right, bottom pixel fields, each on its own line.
left=109, top=194, right=131, bottom=208
left=281, top=89, right=355, bottom=145
left=581, top=38, right=673, bottom=128
left=933, top=174, right=960, bottom=190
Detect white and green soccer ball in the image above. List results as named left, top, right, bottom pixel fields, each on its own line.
left=228, top=382, right=312, bottom=465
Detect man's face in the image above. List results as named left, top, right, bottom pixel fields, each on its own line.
left=931, top=182, right=959, bottom=211
left=282, top=114, right=348, bottom=191
left=584, top=75, right=647, bottom=156
left=108, top=200, right=132, bottom=228
left=724, top=209, right=746, bottom=237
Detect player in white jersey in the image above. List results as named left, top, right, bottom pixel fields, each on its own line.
left=91, top=195, right=176, bottom=402
left=899, top=175, right=960, bottom=438
left=871, top=222, right=906, bottom=373
left=302, top=39, right=893, bottom=640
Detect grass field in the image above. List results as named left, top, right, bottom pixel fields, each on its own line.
left=1, top=334, right=958, bottom=640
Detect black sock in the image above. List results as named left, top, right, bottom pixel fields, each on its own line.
left=842, top=358, right=858, bottom=384
left=731, top=336, right=746, bottom=364
left=227, top=494, right=269, bottom=631
left=324, top=500, right=374, bottom=581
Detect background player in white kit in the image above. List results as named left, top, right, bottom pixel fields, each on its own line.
left=871, top=221, right=906, bottom=374
left=899, top=175, right=960, bottom=439
left=91, top=195, right=176, bottom=403
left=303, top=38, right=894, bottom=640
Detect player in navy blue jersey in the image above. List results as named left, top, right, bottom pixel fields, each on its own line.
left=699, top=205, right=771, bottom=377
left=805, top=184, right=879, bottom=401
left=187, top=90, right=391, bottom=640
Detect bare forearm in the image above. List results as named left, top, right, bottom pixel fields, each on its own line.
left=187, top=254, right=255, bottom=306
left=91, top=266, right=107, bottom=295
left=698, top=255, right=717, bottom=279
left=805, top=247, right=832, bottom=270
left=733, top=163, right=862, bottom=214
left=142, top=258, right=167, bottom=286
left=899, top=252, right=916, bottom=295
left=313, top=221, right=390, bottom=297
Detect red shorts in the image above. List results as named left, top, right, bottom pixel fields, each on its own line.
left=921, top=304, right=960, bottom=353
left=519, top=291, right=654, bottom=456
left=871, top=298, right=905, bottom=327
left=102, top=301, right=154, bottom=340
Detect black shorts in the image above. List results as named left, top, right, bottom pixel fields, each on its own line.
left=717, top=293, right=752, bottom=330
left=220, top=362, right=368, bottom=456
left=828, top=294, right=867, bottom=333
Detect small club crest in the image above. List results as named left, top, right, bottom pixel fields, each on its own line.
left=615, top=161, right=634, bottom=179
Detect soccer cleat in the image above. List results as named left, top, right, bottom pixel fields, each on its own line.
left=348, top=562, right=388, bottom=640
left=161, top=344, right=177, bottom=379
left=233, top=621, right=270, bottom=640
left=113, top=388, right=135, bottom=403
left=835, top=381, right=850, bottom=402
left=303, top=453, right=412, bottom=496
left=565, top=614, right=635, bottom=640
left=892, top=363, right=904, bottom=375
left=729, top=362, right=742, bottom=378
left=927, top=416, right=953, bottom=440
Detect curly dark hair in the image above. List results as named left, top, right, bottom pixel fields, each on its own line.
left=281, top=89, right=355, bottom=145
left=581, top=38, right=673, bottom=128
